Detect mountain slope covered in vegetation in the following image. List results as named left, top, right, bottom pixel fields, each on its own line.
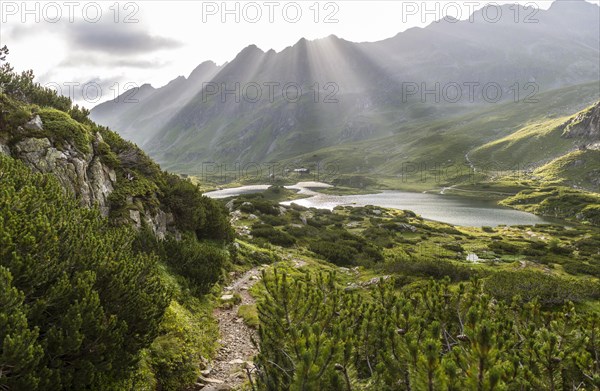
left=0, top=47, right=233, bottom=390
left=90, top=1, right=600, bottom=172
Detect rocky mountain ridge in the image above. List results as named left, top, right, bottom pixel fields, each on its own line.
left=91, top=0, right=600, bottom=172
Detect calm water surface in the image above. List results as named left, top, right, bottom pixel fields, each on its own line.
left=204, top=185, right=551, bottom=227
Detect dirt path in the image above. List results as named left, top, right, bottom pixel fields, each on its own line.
left=197, top=255, right=306, bottom=390
left=198, top=267, right=263, bottom=390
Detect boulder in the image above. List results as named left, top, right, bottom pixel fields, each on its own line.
left=0, top=142, right=10, bottom=156
left=23, top=115, right=43, bottom=131
left=200, top=366, right=213, bottom=377
left=129, top=210, right=142, bottom=227
left=199, top=377, right=224, bottom=384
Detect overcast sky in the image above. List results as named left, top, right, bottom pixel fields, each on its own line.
left=1, top=0, right=598, bottom=107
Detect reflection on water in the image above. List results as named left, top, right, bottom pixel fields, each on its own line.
left=204, top=185, right=551, bottom=227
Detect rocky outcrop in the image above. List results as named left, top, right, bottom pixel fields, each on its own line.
left=0, top=141, right=10, bottom=156
left=5, top=115, right=174, bottom=236
left=12, top=134, right=116, bottom=216
left=562, top=101, right=600, bottom=145
left=24, top=114, right=44, bottom=131
left=129, top=209, right=174, bottom=240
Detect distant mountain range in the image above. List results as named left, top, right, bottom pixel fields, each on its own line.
left=91, top=0, right=600, bottom=176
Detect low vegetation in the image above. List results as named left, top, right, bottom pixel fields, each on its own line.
left=502, top=186, right=600, bottom=225
left=0, top=155, right=170, bottom=390
left=216, top=186, right=598, bottom=389
left=255, top=269, right=600, bottom=390
left=237, top=304, right=259, bottom=329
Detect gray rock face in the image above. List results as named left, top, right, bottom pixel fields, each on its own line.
left=13, top=135, right=116, bottom=216
left=9, top=116, right=175, bottom=236
left=130, top=210, right=142, bottom=227
left=562, top=102, right=600, bottom=143
left=144, top=210, right=174, bottom=240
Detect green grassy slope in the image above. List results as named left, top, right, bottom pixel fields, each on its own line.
left=534, top=149, right=600, bottom=191
left=262, top=82, right=600, bottom=190
left=469, top=117, right=573, bottom=167
left=470, top=102, right=600, bottom=170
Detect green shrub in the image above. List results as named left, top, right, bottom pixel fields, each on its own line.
left=161, top=174, right=233, bottom=241
left=0, top=93, right=31, bottom=132
left=385, top=252, right=476, bottom=281
left=580, top=204, right=600, bottom=225
left=562, top=260, right=600, bottom=278
left=234, top=241, right=280, bottom=265
left=362, top=227, right=396, bottom=248
left=148, top=303, right=202, bottom=391
left=108, top=172, right=160, bottom=213
left=251, top=224, right=297, bottom=247
left=488, top=240, right=520, bottom=254
left=574, top=237, right=600, bottom=256
left=95, top=140, right=120, bottom=168
left=146, top=299, right=217, bottom=391
left=548, top=239, right=572, bottom=255
left=0, top=155, right=170, bottom=390
left=309, top=240, right=358, bottom=266
left=284, top=224, right=319, bottom=238
left=37, top=108, right=91, bottom=153
left=237, top=198, right=280, bottom=215
left=162, top=236, right=227, bottom=294
left=484, top=270, right=599, bottom=306
left=255, top=271, right=600, bottom=391
left=261, top=213, right=289, bottom=226
left=442, top=242, right=465, bottom=252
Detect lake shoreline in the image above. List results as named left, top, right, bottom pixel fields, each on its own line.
left=204, top=183, right=554, bottom=227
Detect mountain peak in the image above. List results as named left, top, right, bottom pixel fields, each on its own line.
left=166, top=75, right=186, bottom=85
left=232, top=44, right=265, bottom=61
left=139, top=83, right=155, bottom=92
left=188, top=60, right=219, bottom=80
left=241, top=44, right=264, bottom=53
left=315, top=34, right=342, bottom=43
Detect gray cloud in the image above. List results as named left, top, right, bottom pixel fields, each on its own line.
left=4, top=19, right=181, bottom=55
left=58, top=54, right=167, bottom=69
left=68, top=22, right=182, bottom=54
left=113, top=58, right=167, bottom=68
